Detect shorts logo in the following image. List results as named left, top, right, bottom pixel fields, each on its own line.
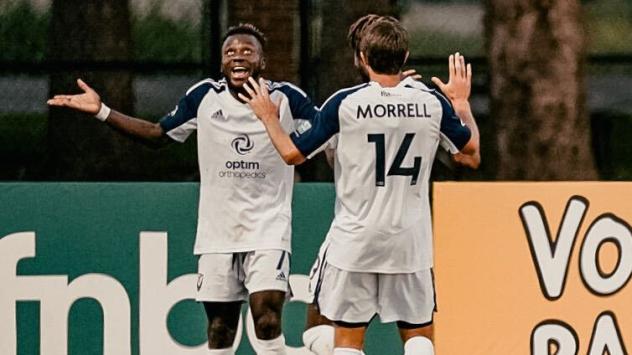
left=231, top=134, right=254, bottom=155
left=276, top=271, right=287, bottom=282
left=197, top=274, right=204, bottom=291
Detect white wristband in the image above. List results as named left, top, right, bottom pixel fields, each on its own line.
left=95, top=103, right=111, bottom=122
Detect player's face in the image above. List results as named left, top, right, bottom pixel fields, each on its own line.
left=221, top=34, right=265, bottom=90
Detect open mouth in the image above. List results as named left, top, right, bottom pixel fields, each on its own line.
left=231, top=66, right=250, bottom=80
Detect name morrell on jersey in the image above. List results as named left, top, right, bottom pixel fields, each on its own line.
left=357, top=103, right=432, bottom=119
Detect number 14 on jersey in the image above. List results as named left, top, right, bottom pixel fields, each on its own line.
left=367, top=133, right=422, bottom=187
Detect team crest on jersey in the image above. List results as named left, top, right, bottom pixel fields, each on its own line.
left=231, top=134, right=254, bottom=155
left=295, top=119, right=312, bottom=135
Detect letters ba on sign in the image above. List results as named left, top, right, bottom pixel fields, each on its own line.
left=433, top=183, right=632, bottom=355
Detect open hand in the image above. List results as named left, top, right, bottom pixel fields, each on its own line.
left=47, top=79, right=102, bottom=114
left=238, top=77, right=279, bottom=122
left=431, top=53, right=471, bottom=104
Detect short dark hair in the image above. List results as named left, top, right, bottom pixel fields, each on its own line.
left=359, top=20, right=408, bottom=75
left=222, top=23, right=267, bottom=49
left=347, top=15, right=398, bottom=55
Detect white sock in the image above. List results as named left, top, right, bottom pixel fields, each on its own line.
left=208, top=348, right=234, bottom=355
left=333, top=348, right=363, bottom=355
left=255, top=335, right=287, bottom=355
left=404, top=336, right=434, bottom=355
left=303, top=325, right=335, bottom=355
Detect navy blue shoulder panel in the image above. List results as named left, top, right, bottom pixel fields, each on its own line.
left=406, top=84, right=471, bottom=151
left=269, top=81, right=318, bottom=121
left=426, top=90, right=471, bottom=151
left=291, top=83, right=369, bottom=157
left=159, top=80, right=224, bottom=133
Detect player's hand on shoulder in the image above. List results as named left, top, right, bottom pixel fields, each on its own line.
left=401, top=69, right=422, bottom=81
left=239, top=76, right=280, bottom=123
left=431, top=52, right=472, bottom=105
left=47, top=78, right=102, bottom=115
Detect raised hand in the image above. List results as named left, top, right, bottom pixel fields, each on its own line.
left=238, top=77, right=279, bottom=122
left=431, top=52, right=471, bottom=104
left=47, top=79, right=102, bottom=115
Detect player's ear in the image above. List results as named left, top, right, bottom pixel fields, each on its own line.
left=260, top=56, right=266, bottom=71
left=360, top=51, right=368, bottom=66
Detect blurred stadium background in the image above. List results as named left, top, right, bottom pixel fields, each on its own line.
left=1, top=0, right=631, bottom=182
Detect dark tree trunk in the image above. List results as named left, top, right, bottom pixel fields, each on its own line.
left=486, top=0, right=597, bottom=180
left=315, top=0, right=399, bottom=104
left=47, top=0, right=145, bottom=180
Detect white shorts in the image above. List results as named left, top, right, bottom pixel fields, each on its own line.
left=307, top=239, right=331, bottom=304
left=316, top=263, right=436, bottom=324
left=196, top=249, right=290, bottom=302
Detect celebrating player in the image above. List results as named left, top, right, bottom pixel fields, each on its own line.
left=47, top=24, right=318, bottom=355
left=241, top=17, right=480, bottom=355
left=302, top=14, right=480, bottom=355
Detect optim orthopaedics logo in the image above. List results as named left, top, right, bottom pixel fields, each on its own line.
left=231, top=134, right=254, bottom=155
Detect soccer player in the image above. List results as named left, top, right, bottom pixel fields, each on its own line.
left=240, top=18, right=480, bottom=355
left=301, top=14, right=480, bottom=355
left=301, top=15, right=389, bottom=355
left=47, top=24, right=318, bottom=355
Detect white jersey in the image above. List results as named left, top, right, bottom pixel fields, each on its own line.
left=291, top=77, right=471, bottom=273
left=160, top=78, right=317, bottom=254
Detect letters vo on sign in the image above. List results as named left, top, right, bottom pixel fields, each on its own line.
left=520, top=195, right=632, bottom=300
left=432, top=182, right=632, bottom=355
left=520, top=195, right=631, bottom=355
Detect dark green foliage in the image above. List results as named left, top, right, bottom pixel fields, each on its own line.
left=0, top=1, right=49, bottom=61
left=0, top=1, right=201, bottom=62
left=131, top=6, right=201, bottom=62
left=591, top=111, right=632, bottom=180
left=0, top=113, right=46, bottom=160
left=585, top=0, right=632, bottom=54
left=0, top=113, right=47, bottom=180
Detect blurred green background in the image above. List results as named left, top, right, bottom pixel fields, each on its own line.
left=1, top=0, right=631, bottom=180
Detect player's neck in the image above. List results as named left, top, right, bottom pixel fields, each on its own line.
left=367, top=69, right=401, bottom=88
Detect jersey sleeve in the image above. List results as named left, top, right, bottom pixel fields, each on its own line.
left=290, top=91, right=343, bottom=157
left=305, top=134, right=338, bottom=160
left=271, top=82, right=319, bottom=121
left=430, top=90, right=472, bottom=153
left=159, top=81, right=213, bottom=143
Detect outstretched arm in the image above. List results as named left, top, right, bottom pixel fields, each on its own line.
left=47, top=79, right=168, bottom=146
left=431, top=53, right=480, bottom=169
